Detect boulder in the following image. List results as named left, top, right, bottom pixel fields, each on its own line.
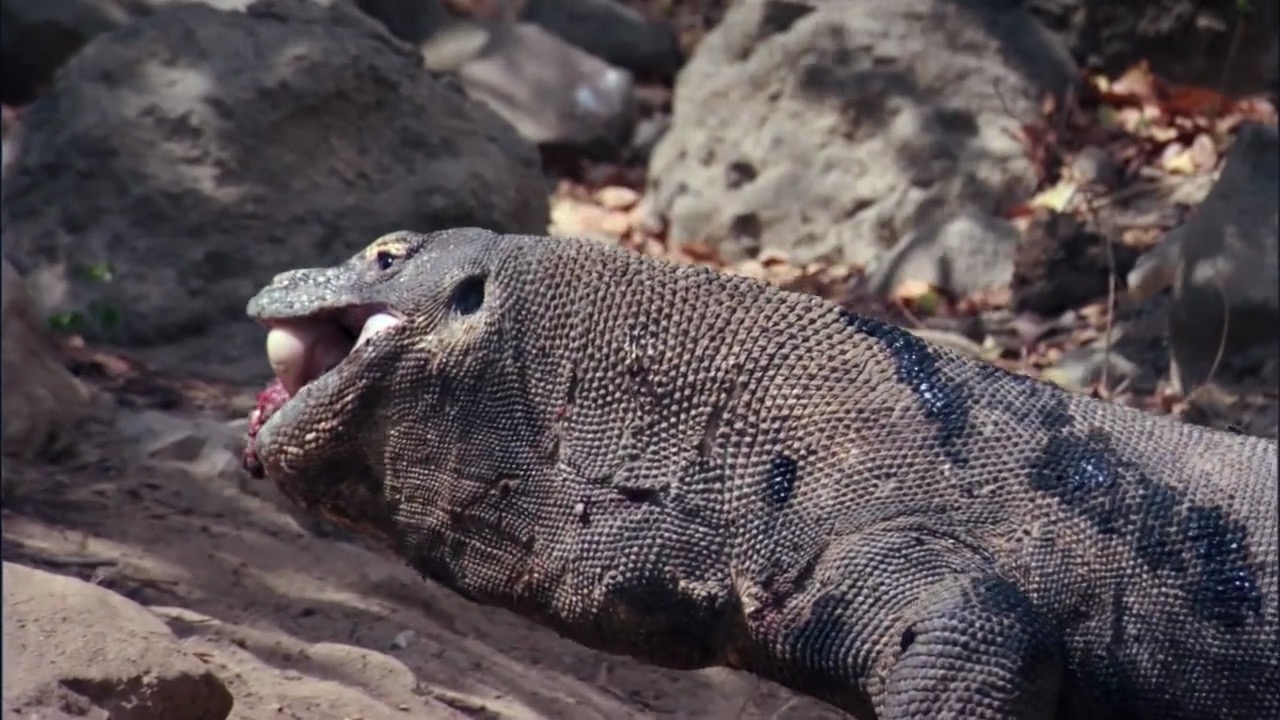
left=521, top=0, right=684, bottom=80
left=1, top=0, right=548, bottom=345
left=645, top=0, right=1076, bottom=268
left=3, top=562, right=234, bottom=720
left=1025, top=0, right=1278, bottom=97
left=866, top=208, right=1022, bottom=299
left=357, top=0, right=637, bottom=151
left=1160, top=123, right=1279, bottom=394
left=421, top=19, right=636, bottom=150
left=0, top=0, right=260, bottom=104
left=1, top=260, right=90, bottom=459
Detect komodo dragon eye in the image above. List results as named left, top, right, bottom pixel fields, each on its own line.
left=374, top=250, right=398, bottom=271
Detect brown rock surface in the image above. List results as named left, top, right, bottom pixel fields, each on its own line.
left=3, top=562, right=234, bottom=720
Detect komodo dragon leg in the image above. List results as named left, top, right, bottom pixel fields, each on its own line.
left=739, top=528, right=1068, bottom=719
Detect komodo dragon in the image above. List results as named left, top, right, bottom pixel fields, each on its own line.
left=242, top=228, right=1279, bottom=719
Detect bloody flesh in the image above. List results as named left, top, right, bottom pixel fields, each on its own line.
left=242, top=379, right=290, bottom=478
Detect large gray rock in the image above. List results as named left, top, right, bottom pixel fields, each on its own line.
left=356, top=0, right=638, bottom=151
left=1, top=0, right=548, bottom=345
left=1160, top=123, right=1279, bottom=394
left=866, top=207, right=1022, bottom=298
left=420, top=19, right=636, bottom=150
left=645, top=0, right=1076, bottom=267
left=0, top=0, right=262, bottom=103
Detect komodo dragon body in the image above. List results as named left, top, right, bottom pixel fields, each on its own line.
left=243, top=228, right=1279, bottom=719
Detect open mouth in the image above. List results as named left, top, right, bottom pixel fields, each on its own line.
left=242, top=305, right=404, bottom=477
left=263, top=305, right=404, bottom=398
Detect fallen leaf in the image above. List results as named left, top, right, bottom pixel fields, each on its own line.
left=1160, top=143, right=1197, bottom=174
left=890, top=280, right=943, bottom=315
left=1187, top=132, right=1219, bottom=171
left=598, top=210, right=632, bottom=236
left=594, top=185, right=640, bottom=211
left=757, top=249, right=791, bottom=267
left=1163, top=84, right=1232, bottom=117
left=1109, top=61, right=1161, bottom=104
left=1028, top=180, right=1078, bottom=212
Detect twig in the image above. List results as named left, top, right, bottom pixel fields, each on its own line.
left=1216, top=3, right=1249, bottom=103
left=37, top=556, right=118, bottom=570
left=1203, top=274, right=1232, bottom=389
left=1079, top=186, right=1118, bottom=397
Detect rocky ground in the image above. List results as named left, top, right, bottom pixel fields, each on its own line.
left=3, top=1, right=1277, bottom=718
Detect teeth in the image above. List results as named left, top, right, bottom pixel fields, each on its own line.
left=354, top=312, right=403, bottom=349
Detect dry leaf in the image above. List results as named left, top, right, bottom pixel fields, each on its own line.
left=1109, top=61, right=1160, bottom=103
left=598, top=210, right=632, bottom=236
left=1160, top=143, right=1197, bottom=174
left=549, top=198, right=610, bottom=236
left=1028, top=180, right=1078, bottom=212
left=1187, top=132, right=1218, bottom=171
left=891, top=280, right=942, bottom=314
left=1163, top=84, right=1232, bottom=117
left=594, top=185, right=640, bottom=211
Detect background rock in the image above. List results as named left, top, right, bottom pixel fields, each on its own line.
left=0, top=0, right=264, bottom=105
left=422, top=19, right=636, bottom=150
left=645, top=0, right=1077, bottom=267
left=866, top=208, right=1022, bottom=298
left=3, top=562, right=234, bottom=720
left=1025, top=0, right=1278, bottom=97
left=521, top=0, right=684, bottom=80
left=1012, top=210, right=1141, bottom=317
left=1165, top=122, right=1279, bottom=393
left=356, top=0, right=639, bottom=152
left=1, top=259, right=90, bottom=459
left=1, top=0, right=548, bottom=345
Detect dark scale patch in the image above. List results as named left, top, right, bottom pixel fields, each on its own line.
left=767, top=452, right=798, bottom=504
left=1028, top=428, right=1263, bottom=631
left=839, top=310, right=971, bottom=466
left=1035, top=387, right=1074, bottom=432
left=1030, top=433, right=1124, bottom=534
left=1132, top=483, right=1187, bottom=573
left=1183, top=506, right=1263, bottom=629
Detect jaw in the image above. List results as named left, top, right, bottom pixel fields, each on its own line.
left=243, top=302, right=407, bottom=546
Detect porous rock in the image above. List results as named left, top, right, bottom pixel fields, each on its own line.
left=645, top=0, right=1076, bottom=267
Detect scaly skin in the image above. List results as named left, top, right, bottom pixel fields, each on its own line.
left=245, top=228, right=1279, bottom=719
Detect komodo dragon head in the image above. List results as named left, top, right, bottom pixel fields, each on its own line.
left=244, top=228, right=741, bottom=664
left=243, top=229, right=508, bottom=548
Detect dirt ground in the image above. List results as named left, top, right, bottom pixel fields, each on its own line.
left=2, top=325, right=845, bottom=720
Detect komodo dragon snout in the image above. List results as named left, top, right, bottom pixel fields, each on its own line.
left=242, top=229, right=501, bottom=546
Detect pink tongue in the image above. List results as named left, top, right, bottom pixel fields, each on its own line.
left=266, top=322, right=351, bottom=396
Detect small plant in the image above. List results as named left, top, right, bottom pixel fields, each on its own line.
left=45, top=262, right=123, bottom=337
